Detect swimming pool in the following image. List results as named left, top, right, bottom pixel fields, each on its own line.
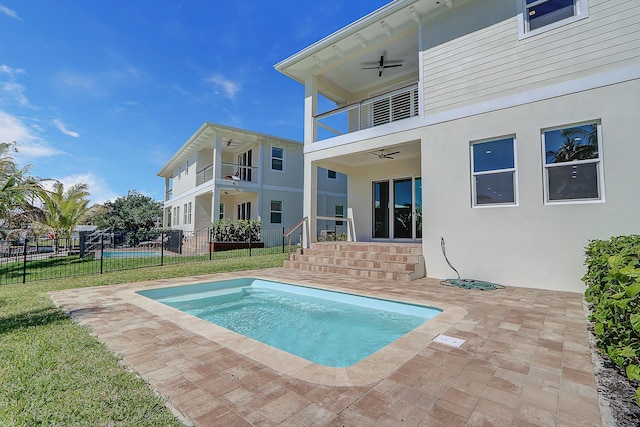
left=102, top=251, right=161, bottom=258
left=138, top=278, right=441, bottom=367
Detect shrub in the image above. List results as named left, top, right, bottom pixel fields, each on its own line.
left=584, top=235, right=640, bottom=405
left=211, top=219, right=261, bottom=242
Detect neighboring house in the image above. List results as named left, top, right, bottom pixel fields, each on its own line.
left=275, top=0, right=640, bottom=292
left=158, top=123, right=347, bottom=246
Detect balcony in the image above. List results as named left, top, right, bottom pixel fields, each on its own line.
left=195, top=162, right=259, bottom=186
left=314, top=83, right=419, bottom=142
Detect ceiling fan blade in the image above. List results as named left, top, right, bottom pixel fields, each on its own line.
left=383, top=64, right=403, bottom=68
left=379, top=56, right=384, bottom=67
left=378, top=69, right=383, bottom=77
left=386, top=151, right=400, bottom=156
left=361, top=66, right=378, bottom=70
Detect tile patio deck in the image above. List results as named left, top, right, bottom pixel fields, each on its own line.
left=49, top=268, right=604, bottom=426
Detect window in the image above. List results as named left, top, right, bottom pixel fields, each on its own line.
left=335, top=205, right=344, bottom=226
left=237, top=202, right=251, bottom=220
left=271, top=147, right=284, bottom=171
left=173, top=206, right=180, bottom=225
left=519, top=0, right=587, bottom=37
left=542, top=122, right=603, bottom=203
left=219, top=203, right=225, bottom=220
left=183, top=202, right=192, bottom=225
left=471, top=137, right=517, bottom=206
left=270, top=200, right=282, bottom=224
left=327, top=169, right=337, bottom=179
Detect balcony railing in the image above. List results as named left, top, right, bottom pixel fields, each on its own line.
left=220, top=162, right=258, bottom=183
left=165, top=188, right=172, bottom=201
left=314, top=83, right=419, bottom=142
left=196, top=164, right=214, bottom=186
left=193, top=162, right=259, bottom=188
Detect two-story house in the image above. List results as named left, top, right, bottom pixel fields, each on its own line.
left=275, top=0, right=640, bottom=292
left=158, top=123, right=347, bottom=248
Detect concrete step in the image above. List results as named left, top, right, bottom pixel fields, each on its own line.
left=285, top=242, right=425, bottom=281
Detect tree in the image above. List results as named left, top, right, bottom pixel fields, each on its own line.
left=0, top=141, right=47, bottom=240
left=92, top=191, right=163, bottom=245
left=39, top=182, right=90, bottom=252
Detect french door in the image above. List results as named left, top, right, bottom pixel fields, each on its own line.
left=372, top=177, right=422, bottom=240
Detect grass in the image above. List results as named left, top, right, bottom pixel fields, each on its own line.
left=0, top=253, right=288, bottom=426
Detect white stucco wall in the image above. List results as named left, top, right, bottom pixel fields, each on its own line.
left=421, top=79, right=640, bottom=292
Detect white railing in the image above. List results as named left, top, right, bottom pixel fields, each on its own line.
left=314, top=83, right=419, bottom=141
left=196, top=164, right=213, bottom=186
left=195, top=163, right=259, bottom=186
left=220, top=162, right=258, bottom=183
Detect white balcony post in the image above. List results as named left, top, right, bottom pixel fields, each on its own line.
left=303, top=159, right=317, bottom=248
left=304, top=73, right=318, bottom=144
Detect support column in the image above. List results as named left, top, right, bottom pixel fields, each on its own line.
left=304, top=73, right=318, bottom=145
left=211, top=133, right=223, bottom=223
left=303, top=158, right=318, bottom=248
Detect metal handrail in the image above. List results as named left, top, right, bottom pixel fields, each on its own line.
left=283, top=217, right=307, bottom=255
left=316, top=216, right=356, bottom=242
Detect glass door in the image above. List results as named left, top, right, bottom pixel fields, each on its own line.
left=372, top=177, right=421, bottom=240
left=372, top=181, right=389, bottom=238
left=393, top=178, right=412, bottom=239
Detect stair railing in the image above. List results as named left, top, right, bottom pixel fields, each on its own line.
left=283, top=217, right=308, bottom=255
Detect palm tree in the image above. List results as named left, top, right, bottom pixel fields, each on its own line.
left=39, top=182, right=90, bottom=253
left=0, top=142, right=47, bottom=239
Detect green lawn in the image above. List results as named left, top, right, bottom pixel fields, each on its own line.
left=0, top=253, right=288, bottom=426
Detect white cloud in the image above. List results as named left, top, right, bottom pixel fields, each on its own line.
left=48, top=172, right=118, bottom=205
left=0, top=5, right=20, bottom=20
left=0, top=110, right=63, bottom=159
left=207, top=74, right=241, bottom=100
left=0, top=64, right=30, bottom=107
left=52, top=119, right=79, bottom=138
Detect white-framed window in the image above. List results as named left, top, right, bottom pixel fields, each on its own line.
left=182, top=202, right=192, bottom=225
left=518, top=0, right=588, bottom=38
left=270, top=200, right=282, bottom=224
left=173, top=206, right=180, bottom=225
left=471, top=137, right=518, bottom=207
left=335, top=205, right=344, bottom=226
left=237, top=202, right=251, bottom=220
left=327, top=169, right=337, bottom=179
left=219, top=203, right=225, bottom=220
left=271, top=147, right=284, bottom=171
left=542, top=121, right=603, bottom=204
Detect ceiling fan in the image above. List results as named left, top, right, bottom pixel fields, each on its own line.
left=370, top=149, right=400, bottom=159
left=361, top=54, right=403, bottom=77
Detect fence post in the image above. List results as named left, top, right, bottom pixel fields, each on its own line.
left=248, top=230, right=252, bottom=257
left=22, top=238, right=28, bottom=284
left=160, top=230, right=164, bottom=266
left=282, top=227, right=285, bottom=253
left=209, top=228, right=212, bottom=261
left=100, top=235, right=104, bottom=274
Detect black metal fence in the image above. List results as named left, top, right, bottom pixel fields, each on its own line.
left=0, top=227, right=298, bottom=285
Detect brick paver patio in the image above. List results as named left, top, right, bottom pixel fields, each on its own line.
left=49, top=268, right=604, bottom=426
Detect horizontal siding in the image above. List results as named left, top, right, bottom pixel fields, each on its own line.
left=171, top=154, right=197, bottom=197
left=423, top=0, right=640, bottom=114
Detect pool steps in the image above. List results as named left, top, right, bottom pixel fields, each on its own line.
left=284, top=242, right=425, bottom=281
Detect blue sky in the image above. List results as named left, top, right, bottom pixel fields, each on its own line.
left=0, top=1, right=388, bottom=204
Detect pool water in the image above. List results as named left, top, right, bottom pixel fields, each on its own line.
left=138, top=278, right=441, bottom=367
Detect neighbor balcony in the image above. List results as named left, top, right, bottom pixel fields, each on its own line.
left=314, top=83, right=419, bottom=142
left=196, top=162, right=259, bottom=186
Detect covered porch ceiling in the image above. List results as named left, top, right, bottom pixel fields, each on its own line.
left=316, top=140, right=421, bottom=171
left=275, top=0, right=452, bottom=104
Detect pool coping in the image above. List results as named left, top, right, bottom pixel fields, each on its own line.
left=118, top=273, right=466, bottom=387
